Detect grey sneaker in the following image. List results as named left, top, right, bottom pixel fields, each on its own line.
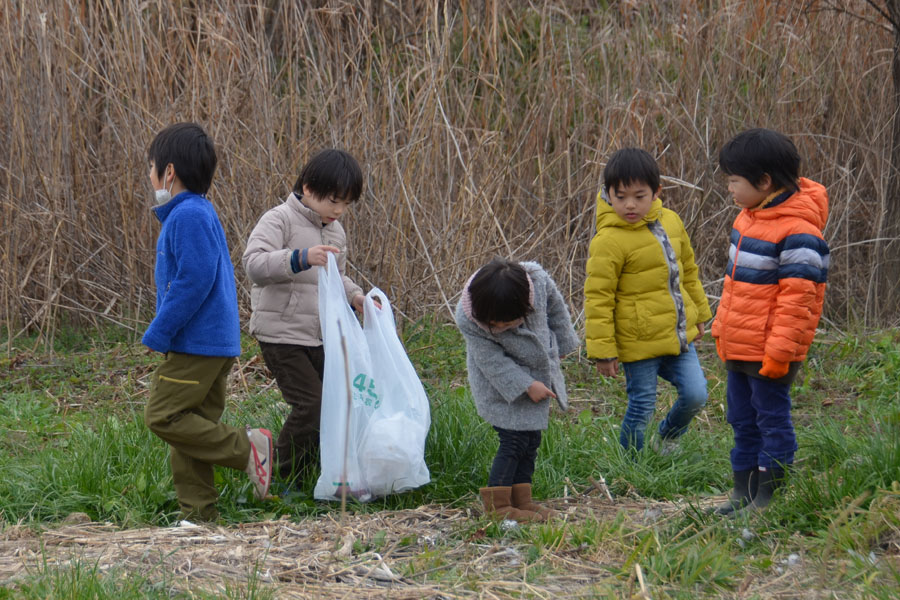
left=245, top=427, right=273, bottom=500
left=650, top=436, right=680, bottom=456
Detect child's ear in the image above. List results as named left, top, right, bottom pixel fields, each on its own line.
left=758, top=173, right=775, bottom=192
left=654, top=185, right=662, bottom=197
left=164, top=163, right=177, bottom=184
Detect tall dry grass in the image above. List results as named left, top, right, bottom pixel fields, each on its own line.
left=0, top=0, right=896, bottom=350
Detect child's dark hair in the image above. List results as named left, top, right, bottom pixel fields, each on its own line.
left=148, top=122, right=217, bottom=194
left=603, top=148, right=660, bottom=194
left=719, top=128, right=800, bottom=193
left=293, top=149, right=363, bottom=202
left=469, top=258, right=533, bottom=324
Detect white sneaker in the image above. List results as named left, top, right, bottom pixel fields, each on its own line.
left=245, top=427, right=273, bottom=500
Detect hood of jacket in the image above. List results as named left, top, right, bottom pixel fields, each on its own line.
left=460, top=267, right=535, bottom=333
left=746, top=177, right=828, bottom=230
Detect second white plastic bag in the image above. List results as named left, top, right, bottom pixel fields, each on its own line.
left=314, top=253, right=431, bottom=501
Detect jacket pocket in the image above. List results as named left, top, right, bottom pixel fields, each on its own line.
left=684, top=297, right=699, bottom=331
left=615, top=300, right=639, bottom=339
left=281, top=282, right=300, bottom=321
left=635, top=302, right=652, bottom=338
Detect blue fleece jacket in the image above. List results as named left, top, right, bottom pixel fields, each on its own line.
left=142, top=191, right=241, bottom=357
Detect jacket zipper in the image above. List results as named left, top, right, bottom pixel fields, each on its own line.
left=721, top=230, right=745, bottom=352
left=730, top=232, right=744, bottom=279
left=315, top=227, right=325, bottom=336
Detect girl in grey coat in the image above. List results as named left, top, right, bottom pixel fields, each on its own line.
left=455, top=259, right=579, bottom=522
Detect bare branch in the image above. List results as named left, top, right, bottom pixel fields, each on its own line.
left=806, top=0, right=895, bottom=32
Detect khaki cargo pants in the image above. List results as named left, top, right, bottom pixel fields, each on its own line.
left=144, top=351, right=250, bottom=522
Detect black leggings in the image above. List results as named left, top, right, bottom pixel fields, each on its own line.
left=488, top=426, right=542, bottom=486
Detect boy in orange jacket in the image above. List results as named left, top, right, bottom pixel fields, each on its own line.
left=712, top=129, right=829, bottom=517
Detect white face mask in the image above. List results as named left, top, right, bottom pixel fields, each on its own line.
left=154, top=168, right=175, bottom=206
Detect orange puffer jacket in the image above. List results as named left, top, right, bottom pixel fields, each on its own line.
left=711, top=178, right=829, bottom=363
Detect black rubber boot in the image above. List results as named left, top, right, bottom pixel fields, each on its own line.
left=732, top=466, right=785, bottom=517
left=712, top=469, right=756, bottom=515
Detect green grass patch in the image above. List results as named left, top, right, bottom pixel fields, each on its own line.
left=2, top=323, right=899, bottom=597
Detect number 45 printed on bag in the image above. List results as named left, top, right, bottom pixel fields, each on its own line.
left=352, top=373, right=381, bottom=409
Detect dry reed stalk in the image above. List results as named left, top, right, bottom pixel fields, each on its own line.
left=1, top=0, right=898, bottom=352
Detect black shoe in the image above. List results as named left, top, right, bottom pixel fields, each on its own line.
left=712, top=468, right=757, bottom=515
left=731, top=466, right=786, bottom=518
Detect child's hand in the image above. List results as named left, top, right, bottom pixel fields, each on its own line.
left=759, top=356, right=790, bottom=379
left=595, top=358, right=619, bottom=377
left=351, top=295, right=381, bottom=314
left=694, top=322, right=705, bottom=341
left=306, top=245, right=340, bottom=267
left=527, top=381, right=556, bottom=403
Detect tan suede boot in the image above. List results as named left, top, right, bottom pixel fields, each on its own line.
left=479, top=486, right=540, bottom=522
left=511, top=483, right=556, bottom=520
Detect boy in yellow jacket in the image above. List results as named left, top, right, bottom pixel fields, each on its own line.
left=585, top=148, right=712, bottom=452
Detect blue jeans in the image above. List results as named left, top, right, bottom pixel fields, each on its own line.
left=726, top=371, right=797, bottom=471
left=488, top=427, right=542, bottom=486
left=619, top=344, right=708, bottom=451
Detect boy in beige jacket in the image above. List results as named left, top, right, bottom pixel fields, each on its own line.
left=243, top=149, right=366, bottom=486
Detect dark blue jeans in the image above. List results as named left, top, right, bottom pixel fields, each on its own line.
left=488, top=427, right=542, bottom=486
left=726, top=371, right=797, bottom=471
left=619, top=344, right=708, bottom=450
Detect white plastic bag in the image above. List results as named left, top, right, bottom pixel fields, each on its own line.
left=314, top=253, right=431, bottom=501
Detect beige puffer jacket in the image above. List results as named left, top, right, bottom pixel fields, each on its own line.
left=242, top=193, right=363, bottom=346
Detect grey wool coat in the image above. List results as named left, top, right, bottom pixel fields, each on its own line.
left=454, top=262, right=580, bottom=431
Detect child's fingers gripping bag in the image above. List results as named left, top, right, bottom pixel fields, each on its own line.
left=314, top=253, right=431, bottom=501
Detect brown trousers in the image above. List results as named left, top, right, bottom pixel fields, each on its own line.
left=258, top=342, right=325, bottom=482
left=144, top=352, right=250, bottom=522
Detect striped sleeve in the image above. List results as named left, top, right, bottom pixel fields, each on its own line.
left=725, top=230, right=829, bottom=285
left=767, top=233, right=829, bottom=362
left=778, top=233, right=829, bottom=283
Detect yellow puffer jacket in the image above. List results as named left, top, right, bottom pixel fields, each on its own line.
left=584, top=195, right=712, bottom=363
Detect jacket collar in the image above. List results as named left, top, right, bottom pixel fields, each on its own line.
left=152, top=191, right=198, bottom=223
left=289, top=192, right=329, bottom=228
left=595, top=193, right=663, bottom=231
left=750, top=189, right=790, bottom=212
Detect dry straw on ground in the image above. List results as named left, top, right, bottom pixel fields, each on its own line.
left=0, top=498, right=661, bottom=598
left=1, top=0, right=898, bottom=349
left=2, top=493, right=872, bottom=599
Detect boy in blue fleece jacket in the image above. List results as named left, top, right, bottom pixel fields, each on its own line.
left=142, top=123, right=272, bottom=522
